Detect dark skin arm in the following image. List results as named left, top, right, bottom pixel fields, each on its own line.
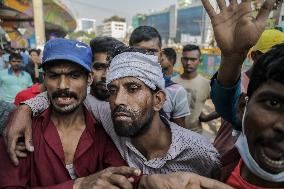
left=171, top=117, right=186, bottom=128
left=201, top=0, right=278, bottom=87
left=138, top=172, right=233, bottom=189
left=199, top=111, right=220, bottom=123
left=3, top=105, right=33, bottom=166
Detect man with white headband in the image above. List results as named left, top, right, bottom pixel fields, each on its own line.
left=202, top=0, right=284, bottom=188
left=2, top=45, right=220, bottom=177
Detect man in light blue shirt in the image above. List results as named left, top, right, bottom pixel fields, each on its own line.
left=0, top=53, right=33, bottom=103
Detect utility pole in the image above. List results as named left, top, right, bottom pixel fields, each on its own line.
left=32, top=0, right=46, bottom=47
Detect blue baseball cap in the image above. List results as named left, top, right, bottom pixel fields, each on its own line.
left=42, top=38, right=93, bottom=72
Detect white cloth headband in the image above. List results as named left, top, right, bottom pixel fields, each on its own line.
left=106, top=51, right=165, bottom=90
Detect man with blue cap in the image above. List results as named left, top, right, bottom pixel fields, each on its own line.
left=0, top=38, right=140, bottom=189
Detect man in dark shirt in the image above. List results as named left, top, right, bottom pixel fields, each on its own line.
left=25, top=49, right=44, bottom=83
left=0, top=38, right=139, bottom=189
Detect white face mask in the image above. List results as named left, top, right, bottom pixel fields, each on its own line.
left=236, top=97, right=284, bottom=182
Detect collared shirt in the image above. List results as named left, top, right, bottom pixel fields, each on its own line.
left=0, top=68, right=33, bottom=103
left=0, top=106, right=125, bottom=188
left=226, top=160, right=284, bottom=189
left=24, top=93, right=220, bottom=177
left=14, top=83, right=41, bottom=105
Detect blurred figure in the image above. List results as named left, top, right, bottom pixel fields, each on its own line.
left=0, top=48, right=7, bottom=71
left=173, top=44, right=219, bottom=133
left=25, top=49, right=43, bottom=83
left=0, top=100, right=15, bottom=135
left=0, top=53, right=33, bottom=103
left=160, top=47, right=176, bottom=79
left=20, top=48, right=29, bottom=66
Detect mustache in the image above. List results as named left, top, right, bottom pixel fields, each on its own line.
left=51, top=89, right=78, bottom=99
left=112, top=105, right=132, bottom=117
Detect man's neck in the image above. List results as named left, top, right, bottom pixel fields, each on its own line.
left=131, top=114, right=172, bottom=160
left=12, top=69, right=21, bottom=76
left=240, top=161, right=284, bottom=188
left=181, top=71, right=198, bottom=80
left=51, top=105, right=85, bottom=130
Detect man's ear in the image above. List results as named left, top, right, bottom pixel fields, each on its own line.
left=237, top=93, right=247, bottom=121
left=153, top=90, right=166, bottom=111
left=87, top=72, right=93, bottom=86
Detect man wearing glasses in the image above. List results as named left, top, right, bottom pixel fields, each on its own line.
left=173, top=44, right=219, bottom=134
left=0, top=53, right=33, bottom=103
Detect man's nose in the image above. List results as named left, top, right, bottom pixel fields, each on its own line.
left=58, top=75, right=70, bottom=90
left=114, top=89, right=128, bottom=106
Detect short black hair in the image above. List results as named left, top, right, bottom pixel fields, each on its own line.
left=90, top=37, right=126, bottom=55
left=247, top=43, right=284, bottom=97
left=182, top=44, right=201, bottom=55
left=129, top=26, right=162, bottom=47
left=107, top=46, right=154, bottom=63
left=162, top=48, right=177, bottom=65
left=9, top=53, right=22, bottom=61
left=29, top=49, right=41, bottom=56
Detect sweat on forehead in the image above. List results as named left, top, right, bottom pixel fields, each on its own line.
left=106, top=51, right=165, bottom=91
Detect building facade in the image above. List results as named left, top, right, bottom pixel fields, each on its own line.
left=96, top=21, right=126, bottom=39
left=132, top=1, right=212, bottom=46
left=76, top=18, right=96, bottom=32
left=0, top=0, right=76, bottom=48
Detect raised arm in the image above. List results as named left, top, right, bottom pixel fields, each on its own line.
left=202, top=0, right=278, bottom=86
left=202, top=0, right=278, bottom=128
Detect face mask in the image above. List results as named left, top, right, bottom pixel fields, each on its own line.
left=236, top=97, right=284, bottom=182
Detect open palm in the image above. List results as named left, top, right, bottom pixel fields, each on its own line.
left=202, top=0, right=277, bottom=56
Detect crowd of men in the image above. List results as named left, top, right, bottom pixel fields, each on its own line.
left=0, top=0, right=283, bottom=188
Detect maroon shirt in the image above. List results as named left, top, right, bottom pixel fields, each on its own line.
left=0, top=106, right=126, bottom=188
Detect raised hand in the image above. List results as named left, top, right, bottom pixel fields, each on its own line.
left=202, top=0, right=277, bottom=56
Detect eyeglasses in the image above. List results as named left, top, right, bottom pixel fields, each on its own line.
left=93, top=62, right=109, bottom=70
left=181, top=57, right=199, bottom=62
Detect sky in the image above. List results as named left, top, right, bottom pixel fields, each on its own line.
left=61, top=0, right=178, bottom=25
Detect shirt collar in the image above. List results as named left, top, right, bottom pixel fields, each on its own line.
left=39, top=105, right=97, bottom=134
left=8, top=67, right=24, bottom=76
left=124, top=117, right=182, bottom=169
left=31, top=83, right=41, bottom=94
left=37, top=105, right=97, bottom=163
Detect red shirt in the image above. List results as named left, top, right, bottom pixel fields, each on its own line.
left=226, top=160, right=284, bottom=189
left=14, top=83, right=41, bottom=106
left=0, top=106, right=125, bottom=188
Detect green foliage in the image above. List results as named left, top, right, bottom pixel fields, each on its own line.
left=67, top=30, right=96, bottom=44
left=104, top=15, right=126, bottom=23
